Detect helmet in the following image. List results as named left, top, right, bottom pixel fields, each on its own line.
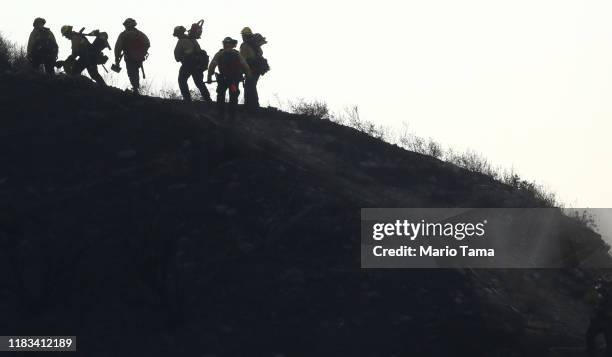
left=61, top=25, right=73, bottom=36
left=33, top=17, right=46, bottom=28
left=173, top=25, right=186, bottom=37
left=123, top=18, right=137, bottom=27
left=241, top=27, right=253, bottom=36
left=223, top=37, right=238, bottom=46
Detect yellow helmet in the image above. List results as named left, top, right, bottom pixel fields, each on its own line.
left=241, top=27, right=253, bottom=36
left=61, top=25, right=73, bottom=36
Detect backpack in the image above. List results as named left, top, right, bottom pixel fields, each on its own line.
left=124, top=30, right=150, bottom=62
left=249, top=33, right=267, bottom=47
left=78, top=30, right=110, bottom=65
left=245, top=34, right=270, bottom=75
left=90, top=31, right=111, bottom=65
left=249, top=57, right=270, bottom=76
left=193, top=49, right=209, bottom=71
left=34, top=28, right=58, bottom=59
left=218, top=50, right=244, bottom=81
left=185, top=39, right=208, bottom=70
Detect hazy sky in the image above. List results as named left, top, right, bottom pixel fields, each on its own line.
left=3, top=0, right=611, bottom=208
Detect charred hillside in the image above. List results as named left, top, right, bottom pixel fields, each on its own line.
left=0, top=72, right=609, bottom=356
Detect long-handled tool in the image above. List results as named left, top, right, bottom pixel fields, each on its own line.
left=206, top=72, right=221, bottom=84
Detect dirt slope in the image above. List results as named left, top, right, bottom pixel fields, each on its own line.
left=0, top=72, right=609, bottom=356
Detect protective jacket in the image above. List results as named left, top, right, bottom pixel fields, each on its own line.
left=240, top=37, right=268, bottom=75
left=66, top=32, right=90, bottom=57
left=27, top=27, right=58, bottom=58
left=208, top=48, right=251, bottom=79
left=114, top=29, right=150, bottom=62
left=239, top=40, right=263, bottom=63
left=174, top=36, right=201, bottom=62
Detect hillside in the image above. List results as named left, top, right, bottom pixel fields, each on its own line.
left=0, top=72, right=610, bottom=356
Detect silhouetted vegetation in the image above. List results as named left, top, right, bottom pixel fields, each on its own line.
left=0, top=33, right=27, bottom=71
left=288, top=99, right=332, bottom=120
left=566, top=209, right=599, bottom=231
left=288, top=99, right=560, bottom=208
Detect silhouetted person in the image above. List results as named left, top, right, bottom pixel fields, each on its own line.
left=207, top=37, right=251, bottom=120
left=59, top=25, right=106, bottom=86
left=27, top=18, right=58, bottom=75
left=114, top=18, right=150, bottom=94
left=173, top=22, right=212, bottom=104
left=587, top=279, right=612, bottom=356
left=240, top=27, right=269, bottom=112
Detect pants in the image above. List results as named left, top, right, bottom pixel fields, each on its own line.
left=125, top=59, right=143, bottom=90
left=216, top=78, right=241, bottom=119
left=73, top=58, right=106, bottom=86
left=29, top=55, right=55, bottom=75
left=244, top=73, right=260, bottom=111
left=587, top=314, right=612, bottom=357
left=178, top=64, right=211, bottom=103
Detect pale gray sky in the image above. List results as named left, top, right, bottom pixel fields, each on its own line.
left=3, top=0, right=611, bottom=208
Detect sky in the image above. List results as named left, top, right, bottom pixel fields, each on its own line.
left=2, top=0, right=612, bottom=209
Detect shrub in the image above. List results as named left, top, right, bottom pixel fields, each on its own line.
left=565, top=209, right=598, bottom=231
left=446, top=149, right=498, bottom=177
left=340, top=106, right=388, bottom=140
left=155, top=86, right=200, bottom=100
left=0, top=36, right=10, bottom=71
left=288, top=101, right=388, bottom=140
left=0, top=33, right=28, bottom=72
left=289, top=99, right=332, bottom=120
left=397, top=126, right=444, bottom=159
left=287, top=98, right=561, bottom=207
left=500, top=170, right=558, bottom=207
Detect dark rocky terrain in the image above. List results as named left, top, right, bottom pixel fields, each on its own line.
left=0, top=72, right=610, bottom=356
